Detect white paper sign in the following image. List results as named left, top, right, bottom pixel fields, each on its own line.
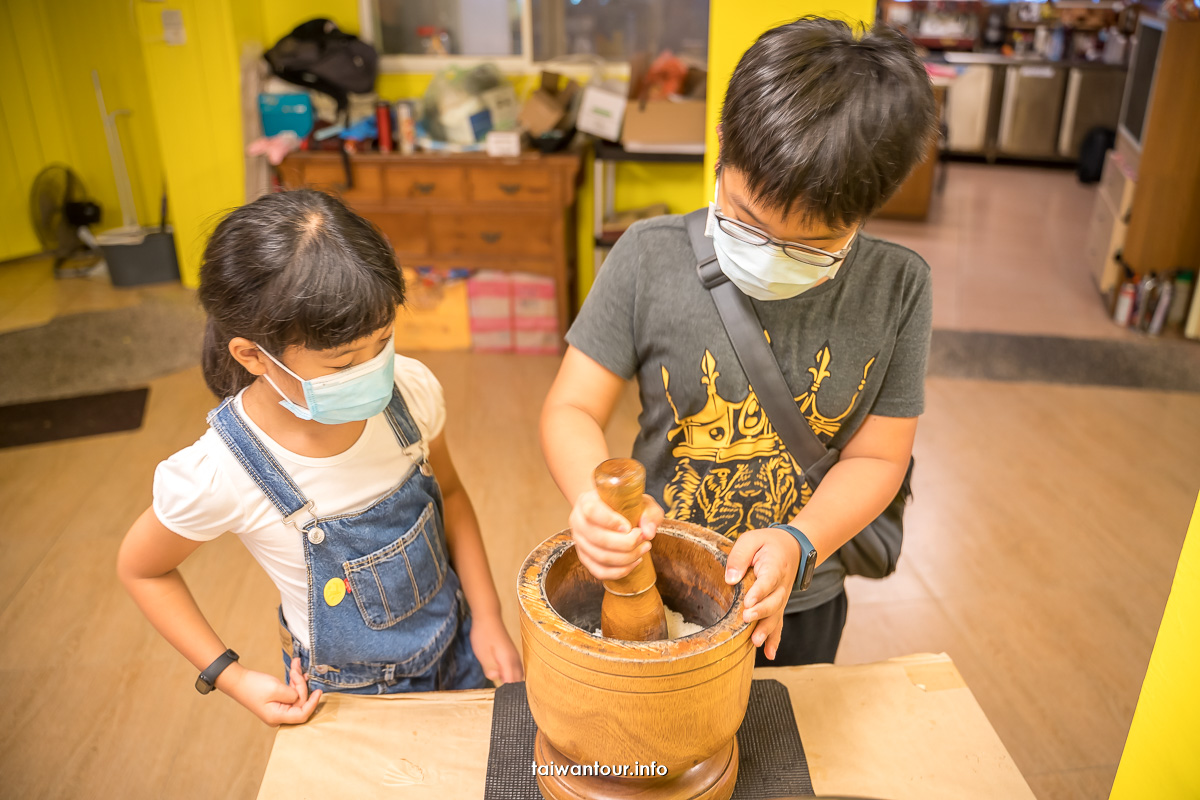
left=485, top=131, right=521, bottom=158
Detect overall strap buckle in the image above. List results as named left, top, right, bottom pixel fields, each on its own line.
left=282, top=499, right=318, bottom=531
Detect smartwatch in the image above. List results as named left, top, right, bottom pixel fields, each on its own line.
left=769, top=523, right=817, bottom=592
left=195, top=649, right=239, bottom=695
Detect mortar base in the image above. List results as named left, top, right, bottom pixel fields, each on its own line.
left=533, top=729, right=738, bottom=800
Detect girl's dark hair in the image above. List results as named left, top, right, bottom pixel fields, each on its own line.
left=199, top=189, right=405, bottom=398
left=720, top=17, right=938, bottom=228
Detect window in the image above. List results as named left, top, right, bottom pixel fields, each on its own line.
left=371, top=0, right=523, bottom=57
left=530, top=0, right=708, bottom=63
left=362, top=0, right=709, bottom=67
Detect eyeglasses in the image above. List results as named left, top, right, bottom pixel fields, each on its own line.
left=713, top=211, right=855, bottom=268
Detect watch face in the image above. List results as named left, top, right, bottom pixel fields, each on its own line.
left=195, top=676, right=214, bottom=695
left=800, top=554, right=817, bottom=590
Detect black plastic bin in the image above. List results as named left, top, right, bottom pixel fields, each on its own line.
left=99, top=229, right=181, bottom=287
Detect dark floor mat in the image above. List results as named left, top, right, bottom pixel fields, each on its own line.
left=928, top=329, right=1200, bottom=392
left=0, top=297, right=202, bottom=406
left=0, top=388, right=149, bottom=448
left=484, top=678, right=813, bottom=799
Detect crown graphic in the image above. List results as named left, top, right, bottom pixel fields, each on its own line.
left=661, top=345, right=874, bottom=465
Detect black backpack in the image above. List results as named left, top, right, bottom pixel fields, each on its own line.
left=1077, top=126, right=1115, bottom=184
left=264, top=19, right=378, bottom=117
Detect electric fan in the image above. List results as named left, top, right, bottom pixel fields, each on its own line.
left=29, top=164, right=103, bottom=277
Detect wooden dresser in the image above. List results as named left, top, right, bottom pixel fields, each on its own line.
left=278, top=151, right=581, bottom=334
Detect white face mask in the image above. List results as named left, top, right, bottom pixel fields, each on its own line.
left=707, top=182, right=854, bottom=301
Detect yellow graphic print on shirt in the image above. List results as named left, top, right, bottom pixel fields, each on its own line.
left=661, top=345, right=875, bottom=538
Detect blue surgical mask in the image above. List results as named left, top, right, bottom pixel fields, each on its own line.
left=256, top=335, right=395, bottom=424
left=707, top=182, right=853, bottom=301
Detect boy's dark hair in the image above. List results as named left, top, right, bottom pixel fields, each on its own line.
left=720, top=17, right=937, bottom=228
left=199, top=189, right=404, bottom=398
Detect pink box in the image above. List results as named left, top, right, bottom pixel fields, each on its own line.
left=512, top=273, right=560, bottom=353
left=513, top=273, right=557, bottom=320
left=514, top=325, right=561, bottom=355
left=467, top=271, right=514, bottom=352
left=467, top=271, right=561, bottom=354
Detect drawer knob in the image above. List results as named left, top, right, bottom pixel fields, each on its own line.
left=499, top=183, right=522, bottom=195
left=481, top=231, right=502, bottom=244
left=414, top=182, right=436, bottom=195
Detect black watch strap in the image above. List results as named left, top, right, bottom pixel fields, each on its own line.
left=770, top=523, right=818, bottom=592
left=195, top=649, right=239, bottom=695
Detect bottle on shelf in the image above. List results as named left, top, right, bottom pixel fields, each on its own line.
left=1113, top=278, right=1137, bottom=327
left=1147, top=282, right=1172, bottom=336
left=1133, top=273, right=1160, bottom=332
left=1167, top=271, right=1194, bottom=330
left=375, top=101, right=393, bottom=154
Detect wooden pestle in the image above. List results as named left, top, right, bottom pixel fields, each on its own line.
left=595, top=458, right=669, bottom=641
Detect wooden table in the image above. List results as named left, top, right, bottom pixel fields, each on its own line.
left=256, top=653, right=1035, bottom=800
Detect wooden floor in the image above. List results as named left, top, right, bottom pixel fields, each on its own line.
left=2, top=165, right=1198, bottom=799
left=865, top=162, right=1140, bottom=341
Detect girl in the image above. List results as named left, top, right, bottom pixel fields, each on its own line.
left=118, top=190, right=522, bottom=726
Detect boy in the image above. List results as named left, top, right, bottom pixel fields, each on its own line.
left=541, top=17, right=936, bottom=665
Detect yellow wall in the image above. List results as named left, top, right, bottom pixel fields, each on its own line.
left=0, top=0, right=163, bottom=261
left=1110, top=492, right=1200, bottom=799
left=132, top=1, right=247, bottom=286
left=262, top=0, right=359, bottom=46
left=0, top=1, right=70, bottom=259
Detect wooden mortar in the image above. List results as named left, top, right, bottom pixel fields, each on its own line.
left=518, top=520, right=756, bottom=800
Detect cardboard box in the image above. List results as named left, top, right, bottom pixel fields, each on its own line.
left=518, top=71, right=579, bottom=138
left=576, top=84, right=628, bottom=142
left=393, top=268, right=471, bottom=351
left=621, top=97, right=706, bottom=154
left=518, top=90, right=564, bottom=138
left=621, top=56, right=706, bottom=154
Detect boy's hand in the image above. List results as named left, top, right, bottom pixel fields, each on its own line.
left=219, top=656, right=323, bottom=727
left=469, top=613, right=524, bottom=685
left=569, top=491, right=664, bottom=581
left=725, top=528, right=802, bottom=660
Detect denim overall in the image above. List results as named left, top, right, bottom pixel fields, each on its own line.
left=208, top=385, right=487, bottom=695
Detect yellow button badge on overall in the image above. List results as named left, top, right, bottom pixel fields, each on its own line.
left=324, top=577, right=347, bottom=607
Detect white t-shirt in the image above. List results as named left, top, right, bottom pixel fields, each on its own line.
left=152, top=356, right=446, bottom=652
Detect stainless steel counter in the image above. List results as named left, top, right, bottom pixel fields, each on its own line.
left=935, top=51, right=1127, bottom=70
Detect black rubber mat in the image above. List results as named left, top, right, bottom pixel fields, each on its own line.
left=0, top=387, right=148, bottom=448
left=484, top=678, right=813, bottom=798
left=927, top=329, right=1200, bottom=392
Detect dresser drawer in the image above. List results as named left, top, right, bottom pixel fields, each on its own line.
left=383, top=166, right=466, bottom=203
left=370, top=211, right=429, bottom=258
left=301, top=161, right=384, bottom=205
left=430, top=211, right=556, bottom=258
left=468, top=166, right=555, bottom=205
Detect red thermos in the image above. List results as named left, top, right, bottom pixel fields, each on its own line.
left=375, top=101, right=394, bottom=153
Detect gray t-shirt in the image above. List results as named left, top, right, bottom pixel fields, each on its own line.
left=566, top=214, right=932, bottom=612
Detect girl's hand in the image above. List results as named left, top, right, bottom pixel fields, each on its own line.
left=725, top=528, right=802, bottom=661
left=469, top=614, right=524, bottom=685
left=568, top=490, right=664, bottom=581
left=219, top=656, right=323, bottom=727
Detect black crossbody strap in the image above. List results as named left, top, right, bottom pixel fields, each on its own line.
left=684, top=208, right=839, bottom=485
